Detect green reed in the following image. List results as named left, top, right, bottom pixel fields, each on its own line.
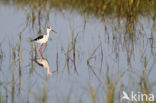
left=64, top=93, right=71, bottom=103
left=18, top=33, right=22, bottom=94
left=66, top=45, right=70, bottom=74
left=72, top=32, right=78, bottom=73
left=29, top=39, right=36, bottom=74
left=56, top=52, right=58, bottom=72
left=103, top=67, right=116, bottom=103
left=4, top=86, right=8, bottom=103
left=42, top=77, right=48, bottom=103
left=0, top=91, right=2, bottom=103
left=139, top=57, right=152, bottom=103
left=11, top=47, right=16, bottom=103
left=3, top=0, right=156, bottom=17
left=1, top=0, right=155, bottom=37
left=89, top=85, right=96, bottom=103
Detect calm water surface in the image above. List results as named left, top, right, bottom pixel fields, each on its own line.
left=0, top=2, right=156, bottom=103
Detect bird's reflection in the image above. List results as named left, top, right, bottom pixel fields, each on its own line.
left=34, top=55, right=52, bottom=76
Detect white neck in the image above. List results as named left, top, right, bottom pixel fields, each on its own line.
left=46, top=29, right=50, bottom=36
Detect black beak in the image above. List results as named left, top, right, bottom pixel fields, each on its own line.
left=52, top=30, right=57, bottom=33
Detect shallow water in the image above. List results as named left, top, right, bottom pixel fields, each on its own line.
left=0, top=2, right=156, bottom=103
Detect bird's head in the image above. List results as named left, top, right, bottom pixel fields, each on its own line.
left=47, top=26, right=52, bottom=31
left=47, top=26, right=57, bottom=33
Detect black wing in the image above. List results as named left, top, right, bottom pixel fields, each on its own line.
left=32, top=35, right=44, bottom=41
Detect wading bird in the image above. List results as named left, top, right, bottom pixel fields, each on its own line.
left=32, top=26, right=56, bottom=55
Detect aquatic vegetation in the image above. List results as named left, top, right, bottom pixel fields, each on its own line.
left=0, top=43, right=4, bottom=71
left=17, top=33, right=22, bottom=93
left=0, top=0, right=155, bottom=103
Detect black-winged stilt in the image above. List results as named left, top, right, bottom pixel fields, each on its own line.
left=32, top=26, right=56, bottom=54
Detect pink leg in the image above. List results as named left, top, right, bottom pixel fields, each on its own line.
left=39, top=49, right=42, bottom=55
left=39, top=44, right=43, bottom=55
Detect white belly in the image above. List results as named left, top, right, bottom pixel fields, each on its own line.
left=36, top=35, right=49, bottom=44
